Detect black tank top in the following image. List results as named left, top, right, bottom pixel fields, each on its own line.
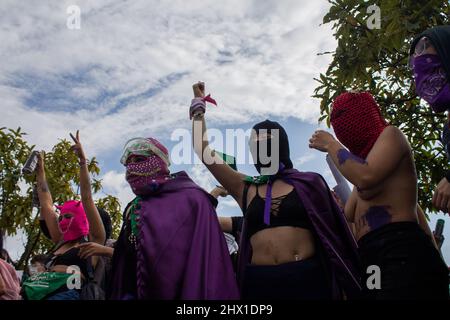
left=46, top=245, right=89, bottom=278
left=245, top=186, right=312, bottom=239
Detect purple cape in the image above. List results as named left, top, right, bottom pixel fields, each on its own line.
left=110, top=171, right=239, bottom=300
left=237, top=169, right=362, bottom=299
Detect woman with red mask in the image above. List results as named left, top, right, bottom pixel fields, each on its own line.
left=309, top=91, right=449, bottom=299
left=31, top=131, right=106, bottom=300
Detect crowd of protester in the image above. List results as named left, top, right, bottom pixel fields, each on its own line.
left=0, top=25, right=450, bottom=300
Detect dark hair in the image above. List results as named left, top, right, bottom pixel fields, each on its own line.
left=97, top=207, right=112, bottom=240
left=30, top=254, right=48, bottom=265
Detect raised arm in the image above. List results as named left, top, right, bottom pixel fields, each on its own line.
left=310, top=126, right=409, bottom=191
left=36, top=152, right=62, bottom=243
left=70, top=131, right=106, bottom=245
left=191, top=82, right=247, bottom=208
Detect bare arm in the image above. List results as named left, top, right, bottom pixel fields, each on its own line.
left=77, top=242, right=114, bottom=259
left=210, top=186, right=228, bottom=199
left=191, top=82, right=247, bottom=208
left=70, top=131, right=106, bottom=245
left=218, top=216, right=233, bottom=233
left=310, top=126, right=409, bottom=190
left=36, top=152, right=62, bottom=244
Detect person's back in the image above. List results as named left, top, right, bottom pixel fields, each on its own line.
left=0, top=258, right=21, bottom=300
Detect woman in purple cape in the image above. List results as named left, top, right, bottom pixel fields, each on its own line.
left=109, top=137, right=239, bottom=300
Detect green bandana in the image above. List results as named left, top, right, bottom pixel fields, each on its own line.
left=243, top=175, right=270, bottom=185
left=22, top=272, right=72, bottom=300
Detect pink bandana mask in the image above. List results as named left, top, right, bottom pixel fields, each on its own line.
left=122, top=137, right=171, bottom=196
left=56, top=200, right=89, bottom=242
left=125, top=155, right=171, bottom=196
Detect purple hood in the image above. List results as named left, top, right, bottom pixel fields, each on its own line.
left=111, top=171, right=239, bottom=300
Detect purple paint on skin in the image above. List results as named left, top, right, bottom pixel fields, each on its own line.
left=363, top=206, right=392, bottom=231
left=337, top=149, right=367, bottom=165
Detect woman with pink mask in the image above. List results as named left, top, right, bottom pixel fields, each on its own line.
left=30, top=131, right=106, bottom=300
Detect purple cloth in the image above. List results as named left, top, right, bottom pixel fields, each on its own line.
left=237, top=169, right=362, bottom=299
left=110, top=171, right=239, bottom=300
left=413, top=54, right=450, bottom=112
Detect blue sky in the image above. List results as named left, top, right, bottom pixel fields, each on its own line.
left=1, top=0, right=449, bottom=265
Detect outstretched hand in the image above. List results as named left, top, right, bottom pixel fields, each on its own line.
left=70, top=130, right=86, bottom=161
left=210, top=186, right=229, bottom=198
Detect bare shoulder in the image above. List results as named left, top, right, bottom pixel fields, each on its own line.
left=378, top=125, right=410, bottom=150
left=380, top=125, right=408, bottom=142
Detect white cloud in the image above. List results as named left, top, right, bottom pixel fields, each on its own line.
left=0, top=0, right=335, bottom=156
left=98, top=170, right=134, bottom=207
left=295, top=153, right=316, bottom=166
left=1, top=0, right=341, bottom=260
left=187, top=164, right=217, bottom=193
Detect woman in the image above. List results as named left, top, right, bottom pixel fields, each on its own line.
left=190, top=82, right=361, bottom=300
left=409, top=26, right=450, bottom=213
left=109, top=137, right=238, bottom=300
left=310, top=91, right=448, bottom=299
left=32, top=131, right=106, bottom=300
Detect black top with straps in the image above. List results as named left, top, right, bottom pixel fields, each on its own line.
left=46, top=243, right=89, bottom=279
left=245, top=185, right=312, bottom=239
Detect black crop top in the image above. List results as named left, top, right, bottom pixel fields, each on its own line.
left=245, top=187, right=312, bottom=239
left=46, top=246, right=89, bottom=278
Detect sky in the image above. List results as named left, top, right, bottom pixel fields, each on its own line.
left=1, top=0, right=449, bottom=265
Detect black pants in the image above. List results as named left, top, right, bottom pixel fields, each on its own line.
left=242, top=256, right=332, bottom=300
left=358, top=222, right=449, bottom=300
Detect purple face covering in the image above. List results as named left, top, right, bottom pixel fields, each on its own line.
left=413, top=54, right=450, bottom=112
left=126, top=155, right=170, bottom=196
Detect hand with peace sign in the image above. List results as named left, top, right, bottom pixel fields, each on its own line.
left=70, top=130, right=87, bottom=162
left=69, top=130, right=106, bottom=246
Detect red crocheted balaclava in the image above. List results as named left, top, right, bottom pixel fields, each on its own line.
left=330, top=91, right=388, bottom=159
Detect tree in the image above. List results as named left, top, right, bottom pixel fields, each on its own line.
left=314, top=0, right=450, bottom=213
left=0, top=127, right=122, bottom=269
